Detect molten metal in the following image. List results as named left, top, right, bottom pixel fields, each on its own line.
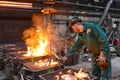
left=54, top=69, right=89, bottom=80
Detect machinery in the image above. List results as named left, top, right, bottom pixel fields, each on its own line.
left=0, top=0, right=120, bottom=80
left=0, top=44, right=64, bottom=80
left=39, top=68, right=97, bottom=80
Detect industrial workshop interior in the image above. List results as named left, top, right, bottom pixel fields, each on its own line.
left=0, top=0, right=120, bottom=80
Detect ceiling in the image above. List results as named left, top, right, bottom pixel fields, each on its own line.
left=0, top=0, right=120, bottom=18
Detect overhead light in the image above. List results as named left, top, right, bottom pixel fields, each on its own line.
left=44, top=0, right=55, bottom=5
left=80, top=11, right=87, bottom=14
left=94, top=0, right=100, bottom=2
left=41, top=7, right=57, bottom=15
left=0, top=1, right=32, bottom=9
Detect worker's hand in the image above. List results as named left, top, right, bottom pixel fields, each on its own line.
left=62, top=56, right=67, bottom=63
left=99, top=51, right=106, bottom=64
left=96, top=51, right=108, bottom=69
left=58, top=56, right=67, bottom=63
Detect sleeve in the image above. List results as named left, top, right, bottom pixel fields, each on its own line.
left=92, top=23, right=110, bottom=55
left=65, top=37, right=83, bottom=58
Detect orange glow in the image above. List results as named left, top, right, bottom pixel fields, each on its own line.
left=74, top=69, right=89, bottom=79
left=34, top=59, right=59, bottom=67
left=41, top=7, right=57, bottom=15
left=55, top=69, right=89, bottom=80
left=23, top=28, right=52, bottom=57
left=23, top=14, right=57, bottom=57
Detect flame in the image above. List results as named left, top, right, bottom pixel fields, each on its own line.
left=55, top=68, right=89, bottom=80
left=34, top=59, right=59, bottom=67
left=22, top=13, right=58, bottom=57
left=41, top=7, right=57, bottom=15
left=74, top=69, right=89, bottom=79
left=23, top=29, right=50, bottom=56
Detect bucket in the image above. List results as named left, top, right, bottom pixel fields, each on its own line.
left=114, top=38, right=120, bottom=46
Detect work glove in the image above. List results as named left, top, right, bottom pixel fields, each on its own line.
left=62, top=56, right=67, bottom=63
left=59, top=56, right=67, bottom=63
left=99, top=51, right=107, bottom=64
left=96, top=51, right=108, bottom=69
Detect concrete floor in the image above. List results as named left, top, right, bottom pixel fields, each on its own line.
left=65, top=57, right=120, bottom=80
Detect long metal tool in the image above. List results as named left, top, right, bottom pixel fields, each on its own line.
left=52, top=51, right=60, bottom=60
left=51, top=47, right=64, bottom=64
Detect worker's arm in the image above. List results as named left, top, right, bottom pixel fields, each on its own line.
left=65, top=37, right=83, bottom=58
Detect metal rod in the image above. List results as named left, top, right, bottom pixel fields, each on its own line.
left=55, top=1, right=120, bottom=11
left=98, top=0, right=113, bottom=26
left=0, top=1, right=32, bottom=9
left=107, top=30, right=114, bottom=41
left=52, top=51, right=60, bottom=60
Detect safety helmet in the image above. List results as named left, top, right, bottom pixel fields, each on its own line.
left=69, top=17, right=82, bottom=28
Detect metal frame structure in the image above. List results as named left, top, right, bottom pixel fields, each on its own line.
left=0, top=0, right=120, bottom=18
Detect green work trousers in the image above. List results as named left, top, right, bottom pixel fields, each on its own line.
left=87, top=32, right=112, bottom=80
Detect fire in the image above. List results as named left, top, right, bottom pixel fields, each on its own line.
left=54, top=69, right=89, bottom=80
left=34, top=59, right=59, bottom=67
left=74, top=69, right=89, bottom=79
left=23, top=29, right=51, bottom=57
left=41, top=7, right=57, bottom=15
left=22, top=13, right=58, bottom=57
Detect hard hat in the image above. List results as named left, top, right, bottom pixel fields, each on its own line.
left=69, top=17, right=82, bottom=28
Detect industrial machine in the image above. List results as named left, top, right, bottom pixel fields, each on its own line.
left=0, top=0, right=120, bottom=80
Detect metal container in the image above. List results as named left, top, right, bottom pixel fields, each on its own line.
left=12, top=51, right=46, bottom=63
left=23, top=59, right=63, bottom=72
left=39, top=68, right=97, bottom=80
left=21, top=59, right=63, bottom=80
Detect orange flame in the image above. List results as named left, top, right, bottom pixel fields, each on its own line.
left=22, top=14, right=57, bottom=57
left=23, top=28, right=51, bottom=56
left=56, top=68, right=89, bottom=80
left=74, top=69, right=89, bottom=79
left=34, top=59, right=59, bottom=67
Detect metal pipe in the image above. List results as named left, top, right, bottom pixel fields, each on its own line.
left=0, top=0, right=120, bottom=19
left=0, top=1, right=120, bottom=12
left=0, top=7, right=39, bottom=13
left=55, top=1, right=120, bottom=11
left=98, top=0, right=113, bottom=26
left=0, top=1, right=32, bottom=9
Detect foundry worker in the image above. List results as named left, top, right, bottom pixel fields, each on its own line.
left=62, top=17, right=112, bottom=80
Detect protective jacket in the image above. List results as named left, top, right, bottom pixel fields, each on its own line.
left=65, top=22, right=112, bottom=80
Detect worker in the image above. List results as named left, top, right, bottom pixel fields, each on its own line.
left=62, top=17, right=112, bottom=80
